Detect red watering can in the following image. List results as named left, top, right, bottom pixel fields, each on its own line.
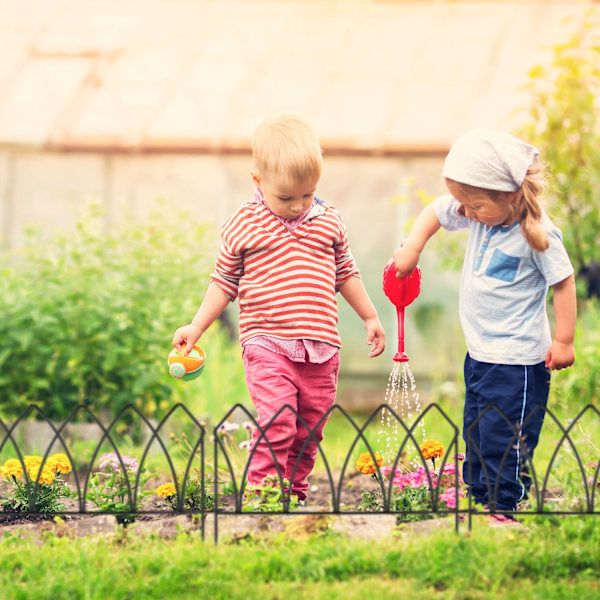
left=382, top=258, right=422, bottom=362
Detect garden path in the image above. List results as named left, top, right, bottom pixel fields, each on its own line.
left=0, top=511, right=455, bottom=543
left=0, top=472, right=457, bottom=542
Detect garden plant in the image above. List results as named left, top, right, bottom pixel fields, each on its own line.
left=0, top=453, right=74, bottom=514
left=355, top=441, right=466, bottom=521
left=86, top=452, right=155, bottom=524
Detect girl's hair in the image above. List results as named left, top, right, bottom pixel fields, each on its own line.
left=252, top=115, right=323, bottom=183
left=446, top=162, right=549, bottom=252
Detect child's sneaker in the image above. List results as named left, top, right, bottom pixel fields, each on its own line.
left=486, top=514, right=525, bottom=529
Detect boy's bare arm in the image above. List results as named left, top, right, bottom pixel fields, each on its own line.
left=546, top=274, right=576, bottom=370
left=338, top=276, right=385, bottom=357
left=393, top=203, right=441, bottom=277
left=172, top=283, right=231, bottom=354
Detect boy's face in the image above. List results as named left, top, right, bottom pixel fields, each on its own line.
left=251, top=171, right=319, bottom=220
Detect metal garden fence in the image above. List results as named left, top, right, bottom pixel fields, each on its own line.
left=0, top=402, right=598, bottom=542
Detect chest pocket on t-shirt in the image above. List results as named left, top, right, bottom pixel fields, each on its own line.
left=485, top=248, right=520, bottom=282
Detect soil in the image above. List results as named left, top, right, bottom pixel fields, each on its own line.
left=0, top=473, right=565, bottom=542
left=0, top=472, right=439, bottom=542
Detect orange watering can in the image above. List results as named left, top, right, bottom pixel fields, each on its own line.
left=168, top=345, right=207, bottom=380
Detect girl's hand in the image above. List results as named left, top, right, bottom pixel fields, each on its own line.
left=545, top=341, right=575, bottom=370
left=172, top=324, right=203, bottom=356
left=392, top=245, right=420, bottom=279
left=364, top=317, right=385, bottom=357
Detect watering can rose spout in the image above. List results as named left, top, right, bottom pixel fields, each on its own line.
left=382, top=258, right=422, bottom=363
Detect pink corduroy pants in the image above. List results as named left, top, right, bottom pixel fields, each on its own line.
left=242, top=345, right=340, bottom=500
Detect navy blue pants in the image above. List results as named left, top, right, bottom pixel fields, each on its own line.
left=463, top=354, right=550, bottom=512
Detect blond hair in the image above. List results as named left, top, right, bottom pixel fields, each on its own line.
left=251, top=115, right=323, bottom=183
left=446, top=163, right=549, bottom=252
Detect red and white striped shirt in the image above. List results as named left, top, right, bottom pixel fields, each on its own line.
left=210, top=194, right=359, bottom=347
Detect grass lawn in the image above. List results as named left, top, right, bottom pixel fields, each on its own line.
left=0, top=514, right=598, bottom=599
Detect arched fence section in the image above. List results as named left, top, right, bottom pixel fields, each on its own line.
left=0, top=403, right=597, bottom=541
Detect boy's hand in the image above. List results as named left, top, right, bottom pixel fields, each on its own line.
left=545, top=341, right=575, bottom=370
left=172, top=324, right=203, bottom=356
left=392, top=245, right=420, bottom=279
left=365, top=317, right=385, bottom=357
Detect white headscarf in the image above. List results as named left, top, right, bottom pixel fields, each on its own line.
left=442, top=128, right=539, bottom=192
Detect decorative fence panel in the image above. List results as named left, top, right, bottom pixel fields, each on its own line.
left=0, top=403, right=598, bottom=542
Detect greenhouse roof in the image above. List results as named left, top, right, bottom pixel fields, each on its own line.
left=0, top=0, right=586, bottom=154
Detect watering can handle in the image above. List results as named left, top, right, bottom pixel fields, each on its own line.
left=382, top=259, right=422, bottom=309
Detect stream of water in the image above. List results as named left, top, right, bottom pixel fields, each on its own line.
left=377, top=361, right=427, bottom=465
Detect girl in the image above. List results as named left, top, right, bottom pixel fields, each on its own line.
left=393, top=128, right=576, bottom=524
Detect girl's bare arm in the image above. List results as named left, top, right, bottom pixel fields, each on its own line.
left=545, top=274, right=576, bottom=370
left=393, top=203, right=441, bottom=277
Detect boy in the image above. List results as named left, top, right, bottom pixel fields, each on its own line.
left=173, top=115, right=385, bottom=502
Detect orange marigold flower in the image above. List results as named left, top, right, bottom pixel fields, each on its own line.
left=356, top=452, right=383, bottom=475
left=420, top=440, right=444, bottom=461
left=27, top=464, right=56, bottom=485
left=23, top=455, right=43, bottom=470
left=155, top=482, right=177, bottom=498
left=47, top=453, right=72, bottom=474
left=1, top=459, right=24, bottom=479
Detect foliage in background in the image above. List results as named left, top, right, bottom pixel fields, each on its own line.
left=518, top=6, right=600, bottom=291
left=0, top=201, right=248, bottom=422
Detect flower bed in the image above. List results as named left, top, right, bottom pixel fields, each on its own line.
left=354, top=441, right=466, bottom=521
left=0, top=402, right=598, bottom=531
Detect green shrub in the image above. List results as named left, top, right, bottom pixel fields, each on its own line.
left=0, top=201, right=245, bottom=421
left=519, top=6, right=600, bottom=284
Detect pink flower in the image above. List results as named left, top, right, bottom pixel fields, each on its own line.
left=98, top=452, right=138, bottom=474
left=389, top=466, right=437, bottom=492
left=441, top=463, right=458, bottom=475
left=381, top=465, right=395, bottom=478
left=437, top=463, right=463, bottom=488
left=392, top=475, right=410, bottom=492
left=411, top=467, right=433, bottom=487
left=439, top=487, right=465, bottom=509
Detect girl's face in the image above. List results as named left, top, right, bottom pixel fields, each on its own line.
left=251, top=171, right=318, bottom=220
left=446, top=180, right=515, bottom=227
